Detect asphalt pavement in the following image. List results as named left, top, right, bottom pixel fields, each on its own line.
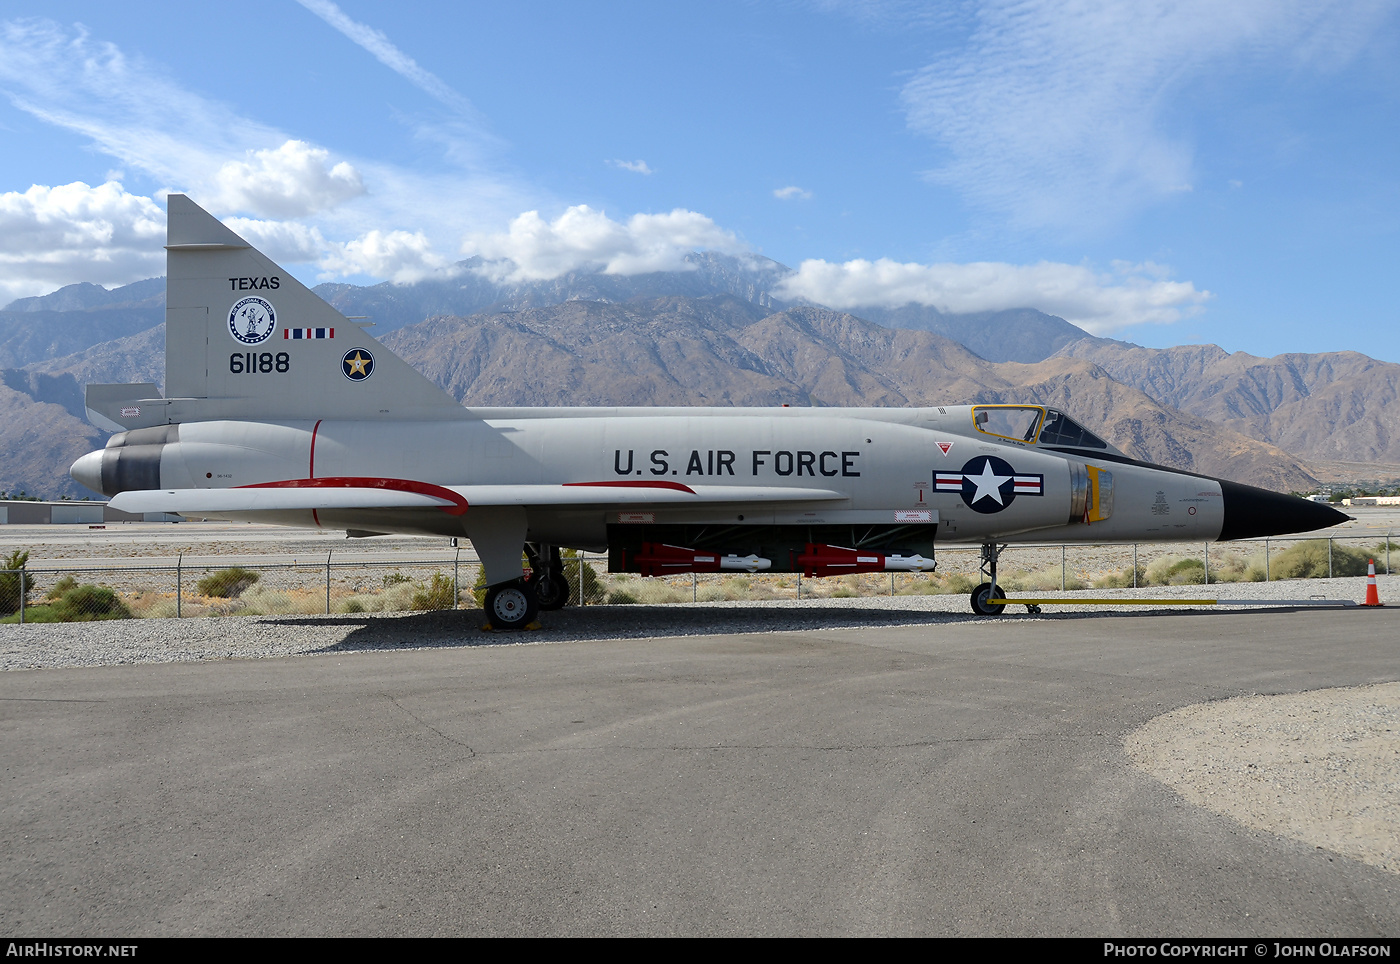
left=2, top=607, right=1398, bottom=936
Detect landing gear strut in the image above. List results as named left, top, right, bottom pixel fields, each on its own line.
left=526, top=543, right=570, bottom=611
left=970, top=543, right=1039, bottom=615
left=971, top=543, right=1007, bottom=616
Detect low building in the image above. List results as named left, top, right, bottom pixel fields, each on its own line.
left=0, top=500, right=181, bottom=524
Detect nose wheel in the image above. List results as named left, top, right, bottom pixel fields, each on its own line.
left=971, top=581, right=1007, bottom=616
left=970, top=543, right=1016, bottom=616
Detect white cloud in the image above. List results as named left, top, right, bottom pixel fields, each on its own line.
left=774, top=257, right=1210, bottom=333
left=209, top=141, right=366, bottom=219
left=462, top=205, right=748, bottom=282
left=319, top=230, right=453, bottom=284
left=0, top=181, right=164, bottom=302
left=901, top=0, right=1394, bottom=232
left=296, top=0, right=477, bottom=117
left=773, top=185, right=813, bottom=200
left=0, top=21, right=367, bottom=222
left=224, top=218, right=329, bottom=265
left=608, top=159, right=654, bottom=175
left=0, top=19, right=274, bottom=193
left=0, top=18, right=540, bottom=294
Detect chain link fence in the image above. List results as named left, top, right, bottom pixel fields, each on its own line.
left=2, top=533, right=1393, bottom=623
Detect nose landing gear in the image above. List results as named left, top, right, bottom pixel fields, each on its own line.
left=969, top=543, right=1037, bottom=615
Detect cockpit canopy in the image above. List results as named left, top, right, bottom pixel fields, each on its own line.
left=971, top=405, right=1110, bottom=450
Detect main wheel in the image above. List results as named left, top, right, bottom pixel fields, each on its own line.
left=970, top=582, right=1007, bottom=616
left=533, top=567, right=570, bottom=611
left=484, top=581, right=539, bottom=630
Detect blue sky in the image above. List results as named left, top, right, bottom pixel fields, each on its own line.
left=1, top=0, right=1398, bottom=361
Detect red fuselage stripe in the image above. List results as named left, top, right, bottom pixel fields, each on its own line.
left=564, top=480, right=697, bottom=494
left=237, top=476, right=469, bottom=515
left=309, top=418, right=322, bottom=479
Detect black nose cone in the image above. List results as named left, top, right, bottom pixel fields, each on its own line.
left=1218, top=480, right=1350, bottom=541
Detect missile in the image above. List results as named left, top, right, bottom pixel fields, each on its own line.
left=629, top=543, right=772, bottom=576
left=795, top=543, right=937, bottom=577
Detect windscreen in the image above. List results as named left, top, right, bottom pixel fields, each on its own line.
left=972, top=406, right=1043, bottom=443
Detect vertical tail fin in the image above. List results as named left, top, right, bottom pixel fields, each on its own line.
left=163, top=195, right=464, bottom=421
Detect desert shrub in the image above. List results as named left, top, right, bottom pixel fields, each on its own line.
left=1166, top=558, right=1206, bottom=584
left=1144, top=555, right=1207, bottom=585
left=45, top=575, right=77, bottom=600
left=6, top=580, right=132, bottom=623
left=336, top=581, right=420, bottom=613
left=1094, top=566, right=1145, bottom=589
left=1204, top=551, right=1253, bottom=583
left=1011, top=567, right=1089, bottom=592
left=472, top=565, right=489, bottom=607
left=625, top=580, right=687, bottom=604
left=0, top=549, right=33, bottom=615
left=412, top=573, right=456, bottom=610
left=740, top=578, right=779, bottom=600
left=1267, top=540, right=1371, bottom=579
left=606, top=588, right=638, bottom=605
left=231, top=588, right=299, bottom=615
left=565, top=551, right=606, bottom=605
left=197, top=567, right=260, bottom=598
left=940, top=573, right=976, bottom=594
left=49, top=585, right=130, bottom=621
left=895, top=576, right=935, bottom=595
left=382, top=571, right=412, bottom=588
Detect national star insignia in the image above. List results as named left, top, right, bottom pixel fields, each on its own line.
left=965, top=458, right=1010, bottom=505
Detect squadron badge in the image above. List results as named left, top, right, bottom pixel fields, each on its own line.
left=342, top=348, right=375, bottom=381
left=934, top=456, right=1043, bottom=514
left=228, top=296, right=276, bottom=345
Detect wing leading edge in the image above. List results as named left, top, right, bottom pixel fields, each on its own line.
left=107, top=477, right=849, bottom=515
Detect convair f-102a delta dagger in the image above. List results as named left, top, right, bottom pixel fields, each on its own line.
left=69, top=196, right=1348, bottom=628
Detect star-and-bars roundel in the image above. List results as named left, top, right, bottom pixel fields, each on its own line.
left=935, top=456, right=1044, bottom=514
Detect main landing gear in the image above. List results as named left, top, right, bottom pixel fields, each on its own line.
left=970, top=543, right=1040, bottom=616
left=526, top=544, right=570, bottom=611
left=483, top=581, right=539, bottom=630
left=484, top=544, right=573, bottom=630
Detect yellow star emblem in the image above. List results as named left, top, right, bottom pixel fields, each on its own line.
left=345, top=352, right=369, bottom=376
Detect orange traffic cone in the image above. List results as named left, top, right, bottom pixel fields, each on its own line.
left=1363, top=559, right=1383, bottom=607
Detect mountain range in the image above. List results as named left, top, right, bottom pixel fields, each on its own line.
left=2, top=254, right=1396, bottom=500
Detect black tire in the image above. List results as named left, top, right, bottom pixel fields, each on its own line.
left=970, top=582, right=1007, bottom=616
left=484, top=581, right=539, bottom=630
left=533, top=567, right=570, bottom=611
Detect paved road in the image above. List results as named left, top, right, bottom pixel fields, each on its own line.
left=3, top=607, right=1398, bottom=936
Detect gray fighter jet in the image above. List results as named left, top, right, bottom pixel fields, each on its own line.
left=69, top=197, right=1347, bottom=627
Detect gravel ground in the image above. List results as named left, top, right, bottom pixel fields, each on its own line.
left=1, top=574, right=1391, bottom=670
left=4, top=574, right=1395, bottom=876
left=1126, top=683, right=1400, bottom=875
